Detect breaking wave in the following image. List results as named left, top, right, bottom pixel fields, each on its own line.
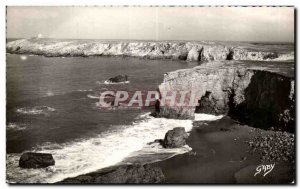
left=16, top=106, right=55, bottom=115
left=87, top=94, right=100, bottom=99
left=103, top=80, right=130, bottom=85
left=7, top=123, right=27, bottom=131
left=274, top=52, right=294, bottom=61
left=77, top=89, right=93, bottom=92
left=194, top=113, right=223, bottom=121
left=6, top=113, right=222, bottom=183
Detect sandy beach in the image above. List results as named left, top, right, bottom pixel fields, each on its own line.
left=153, top=117, right=295, bottom=184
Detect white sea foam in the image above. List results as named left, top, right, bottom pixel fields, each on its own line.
left=77, top=89, right=93, bottom=92
left=194, top=113, right=223, bottom=121
left=103, top=80, right=130, bottom=85
left=7, top=123, right=26, bottom=131
left=87, top=94, right=100, bottom=99
left=273, top=53, right=294, bottom=61
left=16, top=106, right=56, bottom=115
left=46, top=90, right=54, bottom=97
left=97, top=80, right=130, bottom=85
left=122, top=142, right=192, bottom=165
left=6, top=113, right=221, bottom=183
left=20, top=55, right=27, bottom=61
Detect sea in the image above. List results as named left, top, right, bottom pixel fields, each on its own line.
left=6, top=39, right=294, bottom=183
left=6, top=52, right=215, bottom=183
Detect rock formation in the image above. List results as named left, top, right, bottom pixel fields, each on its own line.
left=163, top=127, right=188, bottom=148
left=6, top=38, right=293, bottom=62
left=19, top=152, right=55, bottom=169
left=155, top=61, right=295, bottom=132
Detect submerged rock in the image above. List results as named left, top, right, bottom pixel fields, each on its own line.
left=60, top=164, right=165, bottom=184
left=19, top=152, right=55, bottom=169
left=163, top=127, right=188, bottom=148
left=106, top=75, right=128, bottom=83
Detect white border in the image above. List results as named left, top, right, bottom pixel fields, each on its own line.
left=1, top=0, right=296, bottom=6
left=0, top=1, right=298, bottom=189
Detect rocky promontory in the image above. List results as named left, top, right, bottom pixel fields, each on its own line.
left=155, top=61, right=295, bottom=132
left=6, top=38, right=294, bottom=62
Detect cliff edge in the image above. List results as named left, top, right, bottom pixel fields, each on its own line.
left=155, top=61, right=295, bottom=132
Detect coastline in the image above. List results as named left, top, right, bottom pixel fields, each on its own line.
left=6, top=40, right=295, bottom=184
left=153, top=117, right=295, bottom=184
left=6, top=38, right=294, bottom=62
left=58, top=116, right=295, bottom=184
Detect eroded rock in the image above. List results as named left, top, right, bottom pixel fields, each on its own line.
left=156, top=61, right=295, bottom=131
left=187, top=46, right=202, bottom=61
left=163, top=127, right=188, bottom=148
left=19, top=152, right=55, bottom=169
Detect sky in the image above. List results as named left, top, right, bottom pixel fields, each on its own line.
left=6, top=6, right=294, bottom=42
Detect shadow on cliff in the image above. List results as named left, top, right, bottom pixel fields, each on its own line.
left=227, top=70, right=295, bottom=133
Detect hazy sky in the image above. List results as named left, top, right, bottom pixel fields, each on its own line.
left=7, top=6, right=294, bottom=42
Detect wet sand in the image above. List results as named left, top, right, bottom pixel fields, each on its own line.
left=152, top=116, right=295, bottom=184
left=59, top=116, right=295, bottom=184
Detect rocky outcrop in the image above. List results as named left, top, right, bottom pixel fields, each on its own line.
left=19, top=152, right=55, bottom=168
left=187, top=46, right=202, bottom=61
left=60, top=164, right=165, bottom=184
left=163, top=127, right=188, bottom=148
left=155, top=61, right=295, bottom=132
left=201, top=45, right=231, bottom=61
left=6, top=38, right=293, bottom=62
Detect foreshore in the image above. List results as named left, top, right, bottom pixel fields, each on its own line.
left=153, top=117, right=294, bottom=184
left=58, top=116, right=295, bottom=184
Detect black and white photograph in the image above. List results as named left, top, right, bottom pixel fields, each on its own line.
left=5, top=5, right=295, bottom=184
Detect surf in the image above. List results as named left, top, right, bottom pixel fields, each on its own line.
left=6, top=113, right=222, bottom=183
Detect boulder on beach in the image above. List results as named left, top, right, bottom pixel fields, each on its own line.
left=19, top=152, right=55, bottom=169
left=163, top=127, right=188, bottom=148
left=106, top=75, right=128, bottom=83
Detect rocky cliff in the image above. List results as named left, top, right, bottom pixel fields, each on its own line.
left=155, top=61, right=295, bottom=132
left=6, top=38, right=294, bottom=62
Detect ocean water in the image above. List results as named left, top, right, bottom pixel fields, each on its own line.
left=6, top=41, right=294, bottom=183
left=6, top=53, right=203, bottom=183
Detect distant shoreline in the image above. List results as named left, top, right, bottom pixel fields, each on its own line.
left=6, top=38, right=294, bottom=62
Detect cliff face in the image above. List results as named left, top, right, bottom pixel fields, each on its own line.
left=156, top=62, right=295, bottom=132
left=6, top=38, right=293, bottom=62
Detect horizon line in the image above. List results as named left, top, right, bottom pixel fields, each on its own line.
left=6, top=37, right=294, bottom=44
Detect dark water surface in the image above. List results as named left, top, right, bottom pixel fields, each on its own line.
left=6, top=54, right=199, bottom=153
